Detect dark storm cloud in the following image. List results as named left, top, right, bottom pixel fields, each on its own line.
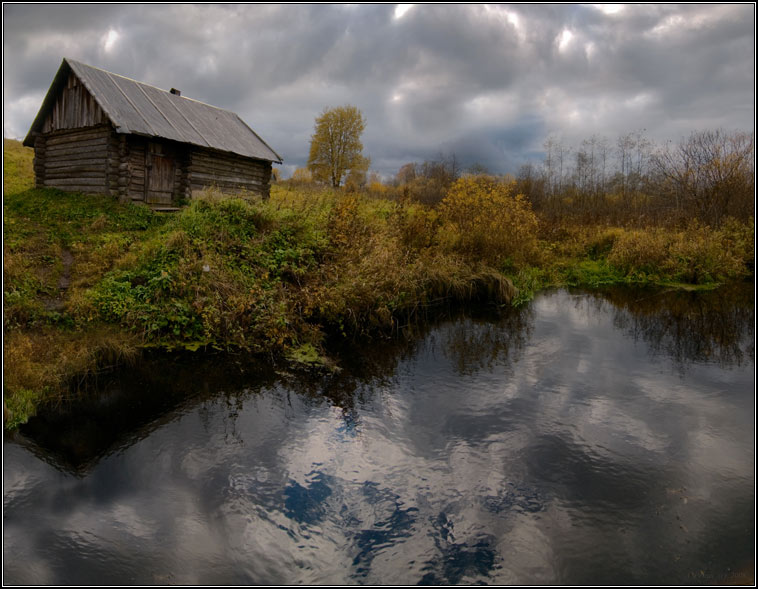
left=3, top=3, right=754, bottom=177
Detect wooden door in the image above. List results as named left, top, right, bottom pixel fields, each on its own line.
left=146, top=142, right=175, bottom=205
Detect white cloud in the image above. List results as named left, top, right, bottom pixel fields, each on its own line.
left=591, top=4, right=625, bottom=16
left=3, top=93, right=45, bottom=139
left=102, top=28, right=119, bottom=52
left=394, top=4, right=413, bottom=20
left=557, top=29, right=574, bottom=52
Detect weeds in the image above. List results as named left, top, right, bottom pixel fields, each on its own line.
left=439, top=175, right=540, bottom=268
left=607, top=221, right=751, bottom=284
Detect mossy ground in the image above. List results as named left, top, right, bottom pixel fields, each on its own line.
left=3, top=139, right=753, bottom=429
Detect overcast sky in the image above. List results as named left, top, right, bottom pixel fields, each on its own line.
left=3, top=3, right=755, bottom=177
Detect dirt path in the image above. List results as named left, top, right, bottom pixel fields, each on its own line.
left=58, top=248, right=73, bottom=290
left=43, top=247, right=73, bottom=312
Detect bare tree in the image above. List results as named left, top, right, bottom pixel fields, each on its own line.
left=651, top=129, right=754, bottom=225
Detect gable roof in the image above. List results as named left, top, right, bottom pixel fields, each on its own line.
left=23, top=58, right=282, bottom=163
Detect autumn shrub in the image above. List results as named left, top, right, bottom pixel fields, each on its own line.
left=439, top=175, right=539, bottom=268
left=718, top=216, right=755, bottom=269
left=664, top=222, right=747, bottom=283
left=541, top=223, right=623, bottom=260
left=366, top=179, right=400, bottom=201
left=310, top=237, right=514, bottom=337
left=274, top=186, right=515, bottom=338
left=327, top=194, right=366, bottom=249
left=391, top=201, right=440, bottom=251
left=607, top=221, right=750, bottom=283
left=585, top=227, right=624, bottom=259
left=401, top=176, right=448, bottom=206
left=606, top=228, right=671, bottom=278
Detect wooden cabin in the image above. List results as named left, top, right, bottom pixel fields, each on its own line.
left=23, top=58, right=282, bottom=208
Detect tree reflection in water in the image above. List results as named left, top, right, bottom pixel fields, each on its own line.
left=587, top=284, right=753, bottom=370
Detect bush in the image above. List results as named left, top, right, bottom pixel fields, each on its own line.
left=439, top=175, right=539, bottom=268
left=607, top=228, right=671, bottom=278
left=327, top=194, right=366, bottom=249
left=607, top=221, right=750, bottom=283
left=392, top=202, right=440, bottom=251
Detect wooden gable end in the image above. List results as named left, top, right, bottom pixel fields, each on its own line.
left=41, top=71, right=108, bottom=134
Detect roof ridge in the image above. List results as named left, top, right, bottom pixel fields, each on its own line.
left=63, top=57, right=237, bottom=114
left=25, top=57, right=282, bottom=162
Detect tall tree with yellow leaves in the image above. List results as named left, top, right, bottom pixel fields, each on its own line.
left=307, top=105, right=369, bottom=188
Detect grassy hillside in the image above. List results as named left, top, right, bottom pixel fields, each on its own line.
left=3, top=141, right=513, bottom=427
left=3, top=139, right=753, bottom=429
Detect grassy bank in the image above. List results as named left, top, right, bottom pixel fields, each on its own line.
left=3, top=139, right=754, bottom=428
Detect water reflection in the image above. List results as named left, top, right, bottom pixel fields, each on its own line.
left=585, top=284, right=754, bottom=369
left=438, top=306, right=532, bottom=375
left=283, top=470, right=334, bottom=525
left=14, top=354, right=280, bottom=476
left=4, top=285, right=754, bottom=585
left=351, top=482, right=419, bottom=576
left=420, top=514, right=497, bottom=585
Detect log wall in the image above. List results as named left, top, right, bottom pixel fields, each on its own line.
left=37, top=125, right=110, bottom=194
left=116, top=135, right=129, bottom=203
left=126, top=137, right=147, bottom=202
left=176, top=149, right=192, bottom=201
left=33, top=135, right=47, bottom=187
left=105, top=130, right=124, bottom=201
left=32, top=126, right=273, bottom=205
left=188, top=147, right=272, bottom=200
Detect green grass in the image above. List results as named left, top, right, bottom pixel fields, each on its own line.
left=3, top=138, right=35, bottom=193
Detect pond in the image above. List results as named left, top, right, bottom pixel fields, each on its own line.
left=3, top=285, right=754, bottom=585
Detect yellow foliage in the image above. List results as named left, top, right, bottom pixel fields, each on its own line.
left=291, top=167, right=313, bottom=184
left=328, top=194, right=365, bottom=249
left=368, top=181, right=387, bottom=194
left=607, top=221, right=749, bottom=283
left=607, top=228, right=671, bottom=274
left=307, top=105, right=369, bottom=188
left=393, top=203, right=440, bottom=251
left=439, top=175, right=539, bottom=268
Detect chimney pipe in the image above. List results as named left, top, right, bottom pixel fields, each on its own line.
left=170, top=88, right=181, bottom=96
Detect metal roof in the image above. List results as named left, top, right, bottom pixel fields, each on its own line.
left=24, top=58, right=282, bottom=163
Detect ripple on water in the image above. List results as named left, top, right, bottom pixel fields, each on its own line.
left=4, top=286, right=754, bottom=585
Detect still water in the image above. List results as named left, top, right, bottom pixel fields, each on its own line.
left=3, top=286, right=755, bottom=585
